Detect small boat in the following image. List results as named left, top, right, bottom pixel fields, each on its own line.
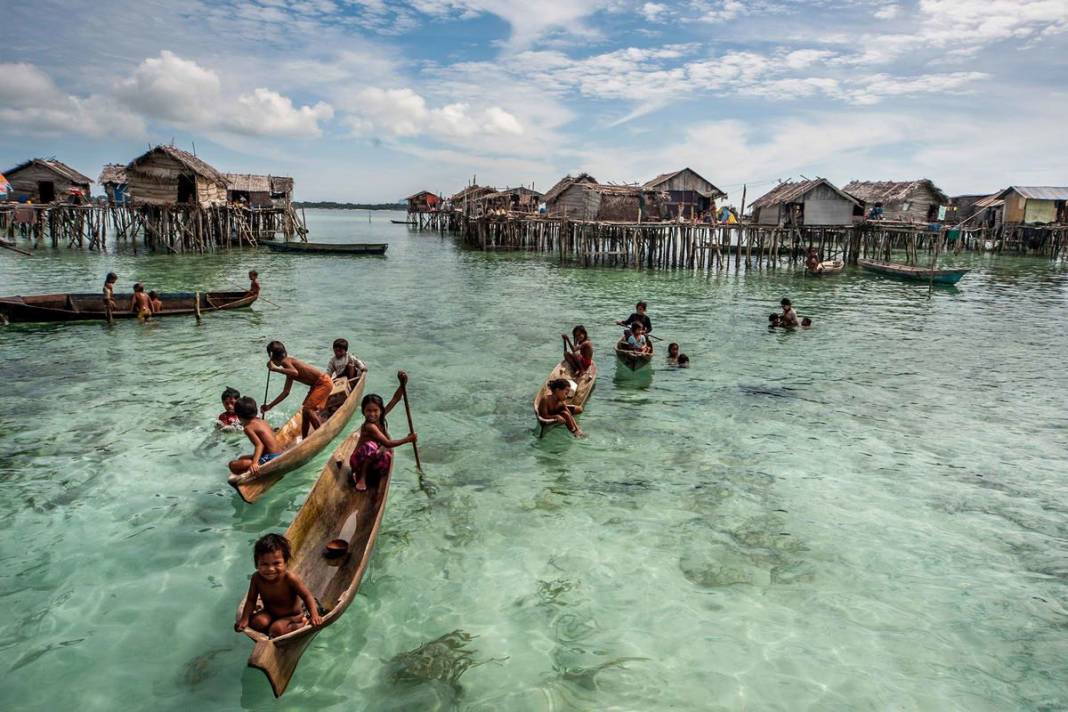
left=615, top=339, right=653, bottom=371
left=808, top=259, right=845, bottom=276
left=858, top=259, right=969, bottom=285
left=533, top=360, right=597, bottom=437
left=390, top=219, right=415, bottom=225
left=264, top=241, right=388, bottom=255
left=0, top=290, right=255, bottom=324
left=228, top=372, right=366, bottom=503
left=237, top=426, right=393, bottom=696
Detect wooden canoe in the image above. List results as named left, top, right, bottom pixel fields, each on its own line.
left=228, top=372, right=366, bottom=503
left=0, top=290, right=256, bottom=324
left=808, top=259, right=845, bottom=275
left=238, top=428, right=393, bottom=696
left=264, top=241, right=387, bottom=255
left=533, top=360, right=597, bottom=437
left=614, top=338, right=653, bottom=371
left=858, top=259, right=969, bottom=285
left=390, top=219, right=414, bottom=225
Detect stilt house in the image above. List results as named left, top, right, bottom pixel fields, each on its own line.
left=125, top=145, right=228, bottom=207
left=643, top=167, right=726, bottom=220
left=543, top=174, right=665, bottom=222
left=750, top=178, right=859, bottom=226
left=542, top=173, right=599, bottom=217
left=450, top=184, right=496, bottom=212
left=223, top=174, right=273, bottom=207
left=270, top=176, right=294, bottom=206
left=2, top=158, right=92, bottom=203
left=479, top=187, right=543, bottom=214
left=98, top=164, right=128, bottom=205
left=843, top=179, right=949, bottom=223
left=987, top=186, right=1068, bottom=225
left=406, top=190, right=440, bottom=213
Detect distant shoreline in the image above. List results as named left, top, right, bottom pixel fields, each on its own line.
left=294, top=202, right=405, bottom=211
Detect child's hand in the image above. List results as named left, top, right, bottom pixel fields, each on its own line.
left=249, top=462, right=260, bottom=475
left=407, top=433, right=418, bottom=444
left=310, top=610, right=323, bottom=628
left=260, top=404, right=271, bottom=415
left=397, top=370, right=408, bottom=386
left=235, top=617, right=248, bottom=632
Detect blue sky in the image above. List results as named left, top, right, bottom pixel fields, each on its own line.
left=1, top=1, right=1066, bottom=203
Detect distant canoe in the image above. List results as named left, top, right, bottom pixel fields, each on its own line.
left=0, top=290, right=256, bottom=324
left=808, top=259, right=845, bottom=276
left=858, top=259, right=969, bottom=285
left=264, top=242, right=388, bottom=255
left=533, top=359, right=597, bottom=437
left=390, top=220, right=415, bottom=225
left=614, top=338, right=653, bottom=371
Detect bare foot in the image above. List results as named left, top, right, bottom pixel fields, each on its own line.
left=354, top=477, right=368, bottom=492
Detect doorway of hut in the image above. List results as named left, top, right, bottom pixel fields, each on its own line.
left=177, top=174, right=196, bottom=204
left=38, top=181, right=55, bottom=203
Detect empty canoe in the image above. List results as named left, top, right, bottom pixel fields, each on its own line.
left=858, top=259, right=969, bottom=285
left=264, top=242, right=387, bottom=255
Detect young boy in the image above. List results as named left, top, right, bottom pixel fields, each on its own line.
left=626, top=322, right=652, bottom=354
left=228, top=396, right=283, bottom=474
left=130, top=283, right=152, bottom=320
left=247, top=270, right=260, bottom=297
left=326, top=338, right=367, bottom=380
left=148, top=290, right=163, bottom=314
left=235, top=533, right=322, bottom=638
left=103, top=272, right=118, bottom=310
left=616, top=300, right=652, bottom=334
left=261, top=341, right=334, bottom=439
left=780, top=298, right=800, bottom=328
left=537, top=378, right=585, bottom=437
left=217, top=387, right=242, bottom=428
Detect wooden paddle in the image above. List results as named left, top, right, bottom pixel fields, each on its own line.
left=399, top=371, right=434, bottom=497
left=262, top=368, right=272, bottom=414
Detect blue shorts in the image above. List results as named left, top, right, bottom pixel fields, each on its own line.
left=258, top=452, right=281, bottom=466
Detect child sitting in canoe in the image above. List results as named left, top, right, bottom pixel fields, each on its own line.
left=667, top=342, right=680, bottom=363
left=616, top=300, right=652, bottom=334
left=130, top=283, right=151, bottom=320
left=148, top=290, right=163, bottom=313
left=228, top=396, right=283, bottom=474
left=561, top=325, right=594, bottom=376
left=218, top=387, right=242, bottom=429
left=624, top=322, right=652, bottom=354
left=327, top=338, right=367, bottom=380
left=235, top=533, right=322, bottom=638
left=350, top=372, right=416, bottom=492
left=261, top=341, right=334, bottom=439
left=780, top=298, right=800, bottom=328
left=538, top=378, right=585, bottom=437
left=247, top=270, right=260, bottom=297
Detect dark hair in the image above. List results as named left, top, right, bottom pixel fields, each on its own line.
left=631, top=321, right=644, bottom=331
left=134, top=283, right=144, bottom=292
left=572, top=325, right=587, bottom=342
left=249, top=270, right=258, bottom=278
left=548, top=378, right=570, bottom=392
left=636, top=301, right=647, bottom=309
left=781, top=298, right=792, bottom=307
left=668, top=342, right=679, bottom=351
left=769, top=313, right=780, bottom=322
left=361, top=393, right=388, bottom=432
left=801, top=317, right=812, bottom=326
left=254, top=533, right=291, bottom=564
left=678, top=354, right=690, bottom=365
left=105, top=272, right=117, bottom=282
left=234, top=396, right=258, bottom=419
left=333, top=338, right=348, bottom=351
left=267, top=340, right=286, bottom=361
left=222, top=387, right=240, bottom=402
left=148, top=290, right=158, bottom=298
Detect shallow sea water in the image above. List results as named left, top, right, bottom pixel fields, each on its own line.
left=1, top=210, right=1067, bottom=711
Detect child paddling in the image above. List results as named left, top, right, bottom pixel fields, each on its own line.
left=349, top=371, right=416, bottom=492
left=261, top=341, right=333, bottom=439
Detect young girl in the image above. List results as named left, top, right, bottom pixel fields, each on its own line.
left=667, top=342, right=680, bottom=363
left=235, top=533, right=322, bottom=638
left=561, top=325, right=594, bottom=375
left=350, top=372, right=416, bottom=492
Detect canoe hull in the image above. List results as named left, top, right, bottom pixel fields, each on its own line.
left=0, top=290, right=256, bottom=324
left=614, top=339, right=652, bottom=371
left=228, top=372, right=366, bottom=503
left=858, top=259, right=968, bottom=285
left=533, top=360, right=597, bottom=436
left=239, top=427, right=393, bottom=696
left=265, top=241, right=387, bottom=255
left=808, top=260, right=845, bottom=276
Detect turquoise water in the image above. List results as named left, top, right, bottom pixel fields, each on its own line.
left=2, top=210, right=1067, bottom=710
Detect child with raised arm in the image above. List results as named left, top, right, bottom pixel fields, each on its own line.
left=228, top=396, right=283, bottom=474
left=260, top=341, right=334, bottom=439
left=537, top=378, right=585, bottom=437
left=235, top=533, right=322, bottom=638
left=561, top=325, right=594, bottom=376
left=349, top=371, right=416, bottom=491
left=130, top=283, right=151, bottom=320
left=326, top=338, right=367, bottom=380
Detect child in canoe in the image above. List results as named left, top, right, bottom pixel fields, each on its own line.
left=562, top=325, right=594, bottom=376
left=217, top=387, right=242, bottom=429
left=350, top=371, right=416, bottom=492
left=235, top=533, right=322, bottom=638
left=537, top=378, right=585, bottom=437
left=327, top=338, right=367, bottom=380
left=261, top=341, right=334, bottom=439
left=625, top=322, right=652, bottom=355
left=247, top=270, right=260, bottom=297
left=228, top=396, right=283, bottom=474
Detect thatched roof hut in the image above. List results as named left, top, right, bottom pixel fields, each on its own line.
left=98, top=164, right=128, bottom=205
left=3, top=158, right=92, bottom=203
left=542, top=173, right=598, bottom=210
left=450, top=184, right=496, bottom=207
left=126, top=145, right=228, bottom=207
left=406, top=190, right=440, bottom=213
left=843, top=179, right=948, bottom=222
left=643, top=167, right=725, bottom=219
left=223, top=173, right=273, bottom=207
left=544, top=174, right=666, bottom=222
left=479, top=186, right=543, bottom=214
left=750, top=178, right=859, bottom=226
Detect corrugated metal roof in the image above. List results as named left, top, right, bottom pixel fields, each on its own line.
left=1003, top=186, right=1068, bottom=201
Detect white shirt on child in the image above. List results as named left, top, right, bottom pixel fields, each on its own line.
left=327, top=353, right=367, bottom=378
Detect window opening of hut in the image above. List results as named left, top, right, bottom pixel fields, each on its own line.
left=177, top=174, right=196, bottom=204
left=38, top=181, right=55, bottom=203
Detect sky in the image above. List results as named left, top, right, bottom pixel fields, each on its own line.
left=1, top=0, right=1066, bottom=203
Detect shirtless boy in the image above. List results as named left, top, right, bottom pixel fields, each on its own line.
left=130, top=283, right=151, bottom=320
left=261, top=340, right=334, bottom=439
left=228, top=396, right=283, bottom=474
left=235, top=533, right=322, bottom=638
left=103, top=272, right=118, bottom=310
left=538, top=378, right=585, bottom=437
left=248, top=270, right=260, bottom=297
left=148, top=290, right=163, bottom=313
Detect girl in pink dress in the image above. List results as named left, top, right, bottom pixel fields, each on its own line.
left=349, top=372, right=417, bottom=491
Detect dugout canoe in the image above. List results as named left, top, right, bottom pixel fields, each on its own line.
left=858, top=259, right=969, bottom=285
left=533, top=360, right=597, bottom=437
left=390, top=219, right=414, bottom=225
left=228, top=372, right=366, bottom=503
left=264, top=241, right=388, bottom=255
left=237, top=427, right=393, bottom=696
left=0, top=290, right=256, bottom=324
left=614, top=338, right=653, bottom=371
left=808, top=259, right=845, bottom=276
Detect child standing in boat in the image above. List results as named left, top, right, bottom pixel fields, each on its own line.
left=261, top=341, right=333, bottom=439
left=228, top=396, right=283, bottom=474
left=235, top=533, right=322, bottom=638
left=247, top=270, right=260, bottom=297
left=350, top=372, right=416, bottom=492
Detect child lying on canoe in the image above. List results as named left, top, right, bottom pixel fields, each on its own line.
left=350, top=371, right=416, bottom=492
left=562, top=325, right=594, bottom=376
left=228, top=396, right=283, bottom=474
left=261, top=341, right=334, bottom=439
left=217, top=387, right=242, bottom=429
left=538, top=378, right=585, bottom=437
left=235, top=533, right=322, bottom=638
left=327, top=338, right=367, bottom=380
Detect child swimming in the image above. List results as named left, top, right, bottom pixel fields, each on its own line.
left=148, top=290, right=163, bottom=314
left=780, top=298, right=800, bottom=328
left=667, top=342, right=680, bottom=363
left=769, top=312, right=782, bottom=328
left=349, top=372, right=416, bottom=492
left=677, top=354, right=690, bottom=368
left=228, top=396, right=283, bottom=474
left=235, top=533, right=322, bottom=638
left=217, top=387, right=242, bottom=428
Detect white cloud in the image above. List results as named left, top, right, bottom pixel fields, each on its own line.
left=874, top=4, right=901, bottom=20
left=696, top=0, right=751, bottom=23
left=641, top=2, right=669, bottom=21
left=345, top=86, right=523, bottom=139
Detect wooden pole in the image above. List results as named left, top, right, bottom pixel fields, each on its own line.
left=194, top=291, right=202, bottom=324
